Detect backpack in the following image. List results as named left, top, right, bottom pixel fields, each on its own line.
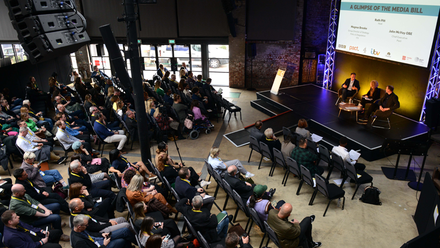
left=53, top=182, right=67, bottom=199
left=360, top=186, right=382, bottom=205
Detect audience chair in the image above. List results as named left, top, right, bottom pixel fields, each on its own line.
left=327, top=154, right=346, bottom=181
left=183, top=215, right=197, bottom=238
left=259, top=141, right=274, bottom=171
left=205, top=161, right=223, bottom=197
left=307, top=139, right=318, bottom=156
left=248, top=136, right=263, bottom=164
left=15, top=143, right=24, bottom=156
left=282, top=126, right=292, bottom=140
left=232, top=189, right=252, bottom=232
left=128, top=217, right=143, bottom=248
left=340, top=160, right=373, bottom=200
left=264, top=221, right=281, bottom=247
left=196, top=231, right=211, bottom=248
left=283, top=157, right=301, bottom=186
left=318, top=144, right=332, bottom=173
left=310, top=174, right=346, bottom=217
left=296, top=165, right=315, bottom=196
left=271, top=148, right=286, bottom=177
left=221, top=98, right=242, bottom=123
left=335, top=87, right=359, bottom=105
left=221, top=179, right=234, bottom=210
left=122, top=195, right=135, bottom=220
left=248, top=207, right=267, bottom=248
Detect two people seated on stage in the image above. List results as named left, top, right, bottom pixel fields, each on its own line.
left=340, top=73, right=360, bottom=103
left=360, top=85, right=400, bottom=125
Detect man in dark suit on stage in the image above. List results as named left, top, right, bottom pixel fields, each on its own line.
left=363, top=85, right=400, bottom=126
left=341, top=73, right=360, bottom=102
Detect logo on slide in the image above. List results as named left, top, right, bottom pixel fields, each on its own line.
left=349, top=46, right=359, bottom=51
left=363, top=47, right=366, bottom=53
left=415, top=57, right=424, bottom=64
left=385, top=52, right=391, bottom=58
left=402, top=56, right=406, bottom=60
left=370, top=49, right=380, bottom=56
left=338, top=44, right=346, bottom=49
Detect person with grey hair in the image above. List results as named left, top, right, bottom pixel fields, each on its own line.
left=16, top=126, right=63, bottom=163
left=69, top=160, right=115, bottom=201
left=71, top=214, right=133, bottom=248
left=20, top=151, right=68, bottom=189
left=69, top=198, right=134, bottom=237
left=261, top=127, right=281, bottom=159
left=208, top=147, right=254, bottom=178
left=176, top=195, right=231, bottom=244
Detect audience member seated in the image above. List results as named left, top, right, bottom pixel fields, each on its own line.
left=176, top=196, right=230, bottom=244
left=331, top=137, right=366, bottom=172
left=70, top=154, right=110, bottom=184
left=145, top=99, right=156, bottom=116
left=247, top=185, right=285, bottom=222
left=109, top=149, right=156, bottom=182
left=9, top=184, right=70, bottom=241
left=94, top=112, right=127, bottom=153
left=21, top=112, right=51, bottom=138
left=54, top=113, right=90, bottom=142
left=126, top=175, right=176, bottom=215
left=191, top=87, right=209, bottom=109
left=359, top=80, right=381, bottom=112
left=195, top=75, right=203, bottom=88
left=169, top=74, right=178, bottom=88
left=163, top=89, right=174, bottom=106
left=172, top=95, right=188, bottom=124
left=20, top=151, right=69, bottom=189
left=0, top=178, right=13, bottom=205
left=69, top=183, right=115, bottom=218
left=69, top=198, right=133, bottom=235
left=139, top=217, right=187, bottom=248
left=89, top=107, right=120, bottom=130
left=122, top=168, right=166, bottom=199
left=55, top=120, right=94, bottom=154
left=13, top=169, right=70, bottom=214
left=84, top=94, right=105, bottom=114
left=179, top=69, right=188, bottom=81
left=68, top=160, right=115, bottom=201
left=281, top=135, right=295, bottom=159
left=187, top=71, right=196, bottom=86
left=156, top=153, right=204, bottom=186
left=1, top=210, right=63, bottom=248
left=267, top=203, right=321, bottom=248
left=16, top=127, right=63, bottom=163
left=175, top=167, right=214, bottom=210
left=133, top=202, right=175, bottom=233
left=248, top=120, right=264, bottom=141
left=54, top=96, right=82, bottom=115
left=190, top=100, right=213, bottom=128
left=261, top=128, right=281, bottom=159
left=208, top=147, right=254, bottom=178
left=22, top=100, right=53, bottom=129
left=203, top=78, right=217, bottom=94
left=295, top=119, right=310, bottom=139
left=71, top=214, right=132, bottom=248
left=290, top=138, right=323, bottom=177
left=224, top=166, right=274, bottom=205
left=115, top=100, right=125, bottom=117
left=56, top=104, right=88, bottom=129
left=225, top=232, right=252, bottom=248
left=71, top=148, right=109, bottom=174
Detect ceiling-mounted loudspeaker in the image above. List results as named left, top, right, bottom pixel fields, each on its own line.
left=4, top=0, right=90, bottom=64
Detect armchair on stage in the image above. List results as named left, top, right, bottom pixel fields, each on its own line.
left=335, top=87, right=359, bottom=105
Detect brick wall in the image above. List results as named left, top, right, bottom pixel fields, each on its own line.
left=302, top=0, right=331, bottom=54
left=229, top=0, right=305, bottom=89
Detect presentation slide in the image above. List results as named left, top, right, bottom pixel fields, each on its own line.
left=336, top=0, right=440, bottom=68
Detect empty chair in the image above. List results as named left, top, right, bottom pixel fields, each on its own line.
left=296, top=165, right=315, bottom=196
left=326, top=153, right=346, bottom=180
left=205, top=161, right=224, bottom=198
left=271, top=148, right=286, bottom=177
left=248, top=207, right=267, bottom=248
left=318, top=144, right=332, bottom=173
left=264, top=221, right=281, bottom=247
left=340, top=160, right=373, bottom=200
left=221, top=179, right=233, bottom=210
left=310, top=174, right=345, bottom=216
left=259, top=141, right=273, bottom=170
left=282, top=126, right=292, bottom=140
left=231, top=190, right=252, bottom=232
left=248, top=136, right=263, bottom=163
left=283, top=157, right=301, bottom=186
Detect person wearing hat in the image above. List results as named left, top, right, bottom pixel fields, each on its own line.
left=247, top=185, right=284, bottom=222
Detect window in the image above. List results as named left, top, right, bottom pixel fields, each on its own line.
left=208, top=45, right=229, bottom=86
left=141, top=44, right=157, bottom=80
left=191, top=44, right=202, bottom=76
left=1, top=44, right=28, bottom=64
left=89, top=44, right=112, bottom=77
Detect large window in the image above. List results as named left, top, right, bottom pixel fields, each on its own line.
left=190, top=44, right=202, bottom=76
left=141, top=44, right=157, bottom=80
left=1, top=44, right=28, bottom=64
left=89, top=44, right=112, bottom=77
left=208, top=45, right=229, bottom=86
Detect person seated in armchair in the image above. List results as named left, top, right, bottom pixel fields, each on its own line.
left=361, top=85, right=400, bottom=126
left=340, top=72, right=360, bottom=102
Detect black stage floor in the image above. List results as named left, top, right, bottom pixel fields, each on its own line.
left=255, top=84, right=430, bottom=161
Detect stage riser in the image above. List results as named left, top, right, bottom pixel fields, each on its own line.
left=250, top=99, right=280, bottom=117
left=256, top=92, right=290, bottom=113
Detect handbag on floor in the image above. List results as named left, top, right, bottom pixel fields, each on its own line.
left=360, top=185, right=382, bottom=205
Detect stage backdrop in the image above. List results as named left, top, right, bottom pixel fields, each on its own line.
left=332, top=52, right=430, bottom=120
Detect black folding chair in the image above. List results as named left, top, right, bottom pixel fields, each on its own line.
left=327, top=153, right=346, bottom=180
left=283, top=157, right=301, bottom=186
left=318, top=144, right=332, bottom=173
left=248, top=136, right=263, bottom=164
left=128, top=217, right=143, bottom=248
left=296, top=165, right=315, bottom=196
left=264, top=221, right=281, bottom=247
left=259, top=141, right=273, bottom=171
left=271, top=148, right=286, bottom=177
left=310, top=174, right=345, bottom=216
left=340, top=160, right=373, bottom=200
left=221, top=179, right=233, bottom=210
left=248, top=207, right=267, bottom=248
left=231, top=189, right=251, bottom=232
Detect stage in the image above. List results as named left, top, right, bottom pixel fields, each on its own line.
left=248, top=84, right=430, bottom=161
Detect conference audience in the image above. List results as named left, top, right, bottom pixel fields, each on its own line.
left=139, top=217, right=187, bottom=248
left=208, top=147, right=254, bottom=178
left=16, top=127, right=63, bottom=163
left=175, top=167, right=214, bottom=210
left=94, top=112, right=127, bottom=153
left=69, top=182, right=115, bottom=219
left=247, top=184, right=285, bottom=222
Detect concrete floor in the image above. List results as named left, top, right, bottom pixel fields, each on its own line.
left=2, top=87, right=439, bottom=248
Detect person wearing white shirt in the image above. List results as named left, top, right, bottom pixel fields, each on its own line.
left=16, top=127, right=62, bottom=163
left=17, top=120, right=53, bottom=147
left=208, top=147, right=254, bottom=178
left=331, top=137, right=365, bottom=171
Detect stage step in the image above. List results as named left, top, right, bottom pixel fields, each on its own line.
left=250, top=99, right=285, bottom=116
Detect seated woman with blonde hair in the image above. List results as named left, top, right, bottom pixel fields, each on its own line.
left=126, top=174, right=177, bottom=214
